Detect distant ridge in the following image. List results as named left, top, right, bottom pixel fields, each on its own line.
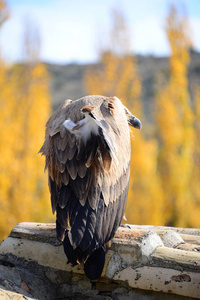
left=45, top=51, right=200, bottom=116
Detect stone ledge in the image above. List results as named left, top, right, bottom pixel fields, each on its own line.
left=0, top=222, right=200, bottom=299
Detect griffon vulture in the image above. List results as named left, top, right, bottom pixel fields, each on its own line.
left=40, top=95, right=141, bottom=280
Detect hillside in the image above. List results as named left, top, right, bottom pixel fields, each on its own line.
left=45, top=50, right=200, bottom=115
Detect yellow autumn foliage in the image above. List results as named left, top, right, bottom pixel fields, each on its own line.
left=85, top=9, right=164, bottom=226
left=0, top=2, right=53, bottom=239
left=155, top=6, right=194, bottom=227
left=189, top=87, right=200, bottom=227
left=0, top=1, right=54, bottom=241
left=85, top=6, right=200, bottom=228
left=0, top=60, right=53, bottom=240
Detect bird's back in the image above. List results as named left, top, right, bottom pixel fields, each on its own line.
left=40, top=95, right=132, bottom=280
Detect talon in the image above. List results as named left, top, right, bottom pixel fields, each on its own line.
left=120, top=224, right=131, bottom=229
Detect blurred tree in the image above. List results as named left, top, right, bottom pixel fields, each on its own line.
left=0, top=0, right=9, bottom=28
left=85, top=9, right=164, bottom=225
left=155, top=5, right=194, bottom=227
left=189, top=87, right=200, bottom=226
left=0, top=11, right=52, bottom=240
left=23, top=18, right=41, bottom=64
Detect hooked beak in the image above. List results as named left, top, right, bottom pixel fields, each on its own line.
left=128, top=115, right=142, bottom=130
left=123, top=105, right=142, bottom=130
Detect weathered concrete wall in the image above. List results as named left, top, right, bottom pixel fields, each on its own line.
left=0, top=223, right=200, bottom=299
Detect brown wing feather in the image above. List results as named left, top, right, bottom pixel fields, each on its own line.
left=60, top=170, right=69, bottom=185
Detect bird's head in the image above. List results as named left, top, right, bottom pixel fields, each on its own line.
left=123, top=105, right=142, bottom=130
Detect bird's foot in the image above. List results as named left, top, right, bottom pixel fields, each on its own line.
left=120, top=224, right=131, bottom=229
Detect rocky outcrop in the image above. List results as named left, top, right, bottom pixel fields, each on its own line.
left=0, top=223, right=200, bottom=299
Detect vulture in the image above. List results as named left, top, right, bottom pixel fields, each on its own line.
left=40, top=95, right=141, bottom=280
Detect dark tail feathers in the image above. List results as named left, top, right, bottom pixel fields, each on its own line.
left=63, top=234, right=106, bottom=280
left=63, top=234, right=87, bottom=266
left=84, top=245, right=106, bottom=280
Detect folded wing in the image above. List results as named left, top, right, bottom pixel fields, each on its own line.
left=40, top=95, right=131, bottom=280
